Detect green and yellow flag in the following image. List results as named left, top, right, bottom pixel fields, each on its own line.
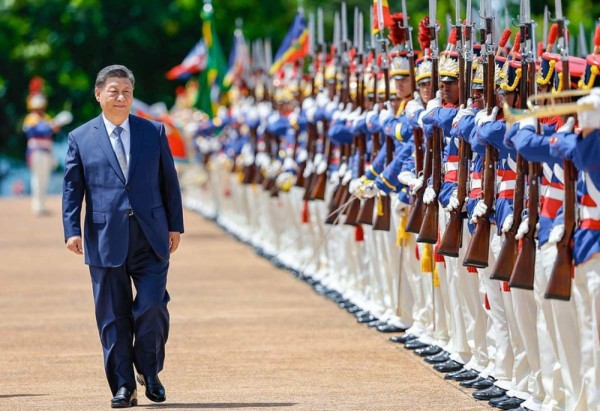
left=195, top=1, right=228, bottom=118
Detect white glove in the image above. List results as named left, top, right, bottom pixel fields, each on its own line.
left=366, top=103, right=380, bottom=124
left=405, top=91, right=424, bottom=119
left=303, top=161, right=314, bottom=178
left=276, top=171, right=296, bottom=189
left=316, top=160, right=328, bottom=175
left=349, top=178, right=363, bottom=194
left=315, top=91, right=329, bottom=109
left=557, top=116, right=575, bottom=133
left=501, top=213, right=514, bottom=233
left=329, top=170, right=340, bottom=185
left=411, top=174, right=424, bottom=195
left=347, top=107, right=361, bottom=124
left=417, top=109, right=427, bottom=129
left=517, top=116, right=537, bottom=130
left=341, top=170, right=353, bottom=185
left=446, top=189, right=460, bottom=211
left=475, top=106, right=499, bottom=127
left=423, top=185, right=436, bottom=204
left=302, top=96, right=316, bottom=112
left=379, top=108, right=393, bottom=124
left=282, top=156, right=296, bottom=170
left=337, top=162, right=347, bottom=177
left=515, top=217, right=529, bottom=240
left=577, top=88, right=600, bottom=129
left=267, top=160, right=282, bottom=177
left=548, top=224, right=565, bottom=244
left=361, top=181, right=378, bottom=198
left=243, top=154, right=255, bottom=167
left=470, top=199, right=488, bottom=224
left=52, top=110, right=73, bottom=127
left=452, top=99, right=475, bottom=127
left=296, top=149, right=308, bottom=163
left=425, top=90, right=442, bottom=113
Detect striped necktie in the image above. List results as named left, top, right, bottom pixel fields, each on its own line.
left=113, top=126, right=128, bottom=179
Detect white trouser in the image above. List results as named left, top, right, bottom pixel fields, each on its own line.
left=573, top=253, right=600, bottom=411
left=456, top=225, right=489, bottom=373
left=403, top=235, right=429, bottom=338
left=479, top=232, right=514, bottom=391
left=29, top=150, right=53, bottom=214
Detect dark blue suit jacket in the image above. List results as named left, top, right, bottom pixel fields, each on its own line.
left=62, top=114, right=184, bottom=267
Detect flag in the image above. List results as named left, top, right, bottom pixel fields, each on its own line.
left=223, top=28, right=250, bottom=87
left=165, top=39, right=207, bottom=81
left=373, top=0, right=393, bottom=34
left=195, top=1, right=228, bottom=118
left=268, top=11, right=309, bottom=76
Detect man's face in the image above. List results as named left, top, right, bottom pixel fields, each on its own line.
left=441, top=80, right=459, bottom=105
left=471, top=87, right=484, bottom=109
left=395, top=77, right=412, bottom=99
left=95, top=77, right=134, bottom=123
left=418, top=81, right=432, bottom=104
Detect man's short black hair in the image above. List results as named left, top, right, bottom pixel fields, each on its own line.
left=95, top=65, right=135, bottom=89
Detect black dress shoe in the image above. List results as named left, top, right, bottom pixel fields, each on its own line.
left=473, top=385, right=507, bottom=401
left=368, top=319, right=382, bottom=327
left=469, top=376, right=495, bottom=389
left=137, top=374, right=166, bottom=403
left=377, top=323, right=407, bottom=333
left=390, top=334, right=417, bottom=344
left=357, top=313, right=377, bottom=323
left=459, top=377, right=482, bottom=388
left=433, top=360, right=463, bottom=373
left=415, top=345, right=442, bottom=357
left=347, top=305, right=362, bottom=314
left=404, top=339, right=429, bottom=350
left=444, top=368, right=470, bottom=380
left=111, top=387, right=137, bottom=408
left=447, top=369, right=479, bottom=381
left=489, top=395, right=512, bottom=407
left=424, top=351, right=450, bottom=364
left=494, top=397, right=525, bottom=410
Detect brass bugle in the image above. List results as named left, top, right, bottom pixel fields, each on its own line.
left=504, top=88, right=595, bottom=127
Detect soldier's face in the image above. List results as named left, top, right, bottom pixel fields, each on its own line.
left=418, top=81, right=432, bottom=104
left=441, top=80, right=459, bottom=105
left=395, top=77, right=412, bottom=99
left=471, top=88, right=484, bottom=109
left=95, top=77, right=134, bottom=124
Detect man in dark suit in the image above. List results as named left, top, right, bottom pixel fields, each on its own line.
left=62, top=65, right=184, bottom=408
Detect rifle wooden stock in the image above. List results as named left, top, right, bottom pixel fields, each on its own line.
left=417, top=129, right=441, bottom=243
left=463, top=143, right=495, bottom=267
left=491, top=156, right=526, bottom=281
left=311, top=124, right=332, bottom=201
left=546, top=32, right=574, bottom=299
left=373, top=194, right=391, bottom=231
left=346, top=135, right=366, bottom=226
left=373, top=136, right=394, bottom=231
left=509, top=162, right=540, bottom=289
left=438, top=140, right=470, bottom=256
left=357, top=130, right=382, bottom=225
left=545, top=161, right=575, bottom=300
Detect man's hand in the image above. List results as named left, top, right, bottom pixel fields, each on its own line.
left=169, top=232, right=181, bottom=254
left=66, top=236, right=83, bottom=255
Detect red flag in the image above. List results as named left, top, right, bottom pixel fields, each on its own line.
left=373, top=0, right=393, bottom=34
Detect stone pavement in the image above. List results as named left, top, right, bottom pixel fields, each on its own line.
left=0, top=196, right=489, bottom=410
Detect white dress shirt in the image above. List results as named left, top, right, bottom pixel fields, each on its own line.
left=102, top=114, right=131, bottom=165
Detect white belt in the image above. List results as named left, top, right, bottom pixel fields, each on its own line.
left=497, top=180, right=516, bottom=192
left=580, top=205, right=600, bottom=220
left=540, top=185, right=565, bottom=202
left=445, top=162, right=459, bottom=173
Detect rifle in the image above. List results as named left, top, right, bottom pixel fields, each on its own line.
left=463, top=0, right=495, bottom=267
left=491, top=2, right=530, bottom=281
left=416, top=4, right=442, bottom=244
left=438, top=1, right=473, bottom=256
left=545, top=2, right=574, bottom=300
left=357, top=45, right=380, bottom=225
left=373, top=13, right=392, bottom=232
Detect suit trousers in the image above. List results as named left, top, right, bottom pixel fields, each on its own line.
left=89, top=216, right=170, bottom=395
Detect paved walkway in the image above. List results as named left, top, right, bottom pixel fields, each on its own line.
left=0, top=197, right=489, bottom=410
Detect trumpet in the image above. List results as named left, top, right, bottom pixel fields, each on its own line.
left=504, top=88, right=595, bottom=127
